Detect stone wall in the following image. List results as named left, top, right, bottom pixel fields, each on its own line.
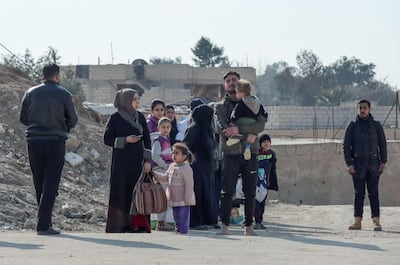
left=268, top=141, right=400, bottom=206
left=266, top=106, right=398, bottom=129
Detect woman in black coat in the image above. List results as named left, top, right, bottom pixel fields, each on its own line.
left=183, top=104, right=218, bottom=229
left=104, top=88, right=152, bottom=233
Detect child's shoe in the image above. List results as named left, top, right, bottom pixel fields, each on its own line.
left=244, top=225, right=257, bottom=236
left=254, top=223, right=266, bottom=230
left=216, top=224, right=229, bottom=235
left=226, top=138, right=240, bottom=146
left=156, top=221, right=174, bottom=231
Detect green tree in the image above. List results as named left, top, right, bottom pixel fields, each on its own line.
left=1, top=48, right=39, bottom=81
left=296, top=50, right=324, bottom=105
left=150, top=56, right=182, bottom=65
left=256, top=61, right=289, bottom=105
left=60, top=66, right=86, bottom=101
left=274, top=66, right=302, bottom=105
left=191, top=36, right=228, bottom=67
left=331, top=56, right=375, bottom=87
left=1, top=46, right=61, bottom=83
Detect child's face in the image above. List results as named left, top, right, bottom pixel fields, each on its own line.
left=158, top=122, right=171, bottom=137
left=165, top=108, right=175, bottom=120
left=172, top=149, right=186, bottom=163
left=151, top=103, right=164, bottom=119
left=261, top=140, right=271, bottom=151
left=235, top=88, right=246, bottom=100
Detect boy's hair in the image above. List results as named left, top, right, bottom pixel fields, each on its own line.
left=158, top=116, right=171, bottom=127
left=235, top=79, right=252, bottom=96
left=172, top=142, right=194, bottom=164
left=358, top=99, right=371, bottom=108
left=42, top=63, right=60, bottom=79
left=223, top=70, right=240, bottom=80
left=151, top=99, right=165, bottom=110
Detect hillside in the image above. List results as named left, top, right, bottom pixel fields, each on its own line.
left=0, top=66, right=111, bottom=232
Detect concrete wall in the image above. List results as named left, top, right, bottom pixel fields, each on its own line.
left=269, top=141, right=400, bottom=206
left=61, top=64, right=256, bottom=105
left=145, top=64, right=256, bottom=85
left=266, top=106, right=398, bottom=129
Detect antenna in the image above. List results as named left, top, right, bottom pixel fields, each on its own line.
left=111, top=42, right=114, bottom=64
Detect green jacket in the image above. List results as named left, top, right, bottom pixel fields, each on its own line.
left=214, top=94, right=267, bottom=156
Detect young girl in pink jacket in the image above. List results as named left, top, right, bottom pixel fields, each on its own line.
left=154, top=142, right=196, bottom=234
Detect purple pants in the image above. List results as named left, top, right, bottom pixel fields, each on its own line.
left=173, top=206, right=190, bottom=234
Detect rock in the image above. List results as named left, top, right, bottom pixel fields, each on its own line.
left=61, top=204, right=83, bottom=219
left=24, top=218, right=37, bottom=230
left=90, top=149, right=100, bottom=159
left=65, top=152, right=84, bottom=167
left=0, top=123, right=6, bottom=134
left=66, top=135, right=82, bottom=152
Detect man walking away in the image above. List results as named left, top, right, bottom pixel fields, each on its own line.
left=20, top=63, right=78, bottom=235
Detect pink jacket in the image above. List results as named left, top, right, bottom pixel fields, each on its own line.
left=155, top=161, right=195, bottom=207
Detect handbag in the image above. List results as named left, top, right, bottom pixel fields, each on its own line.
left=130, top=171, right=168, bottom=215
left=255, top=168, right=268, bottom=203
left=235, top=177, right=245, bottom=200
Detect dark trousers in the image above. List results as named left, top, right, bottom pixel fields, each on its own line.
left=190, top=161, right=216, bottom=227
left=220, top=154, right=257, bottom=226
left=352, top=171, right=380, bottom=218
left=173, top=206, right=190, bottom=234
left=27, top=139, right=65, bottom=231
left=254, top=196, right=267, bottom=224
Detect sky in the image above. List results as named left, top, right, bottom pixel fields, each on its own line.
left=1, top=0, right=399, bottom=88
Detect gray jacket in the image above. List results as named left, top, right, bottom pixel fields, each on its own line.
left=215, top=94, right=266, bottom=155
left=20, top=80, right=78, bottom=139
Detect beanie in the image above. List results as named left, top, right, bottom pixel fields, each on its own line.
left=259, top=134, right=271, bottom=146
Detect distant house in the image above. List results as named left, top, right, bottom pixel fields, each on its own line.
left=61, top=62, right=256, bottom=106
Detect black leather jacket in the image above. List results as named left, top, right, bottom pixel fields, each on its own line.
left=343, top=114, right=387, bottom=178
left=19, top=80, right=78, bottom=139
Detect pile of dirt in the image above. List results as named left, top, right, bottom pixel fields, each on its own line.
left=0, top=66, right=112, bottom=232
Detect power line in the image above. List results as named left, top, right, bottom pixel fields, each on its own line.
left=0, top=42, right=32, bottom=68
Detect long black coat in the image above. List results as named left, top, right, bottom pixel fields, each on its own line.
left=104, top=111, right=151, bottom=212
left=343, top=114, right=387, bottom=179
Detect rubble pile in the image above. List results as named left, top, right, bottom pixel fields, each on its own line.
left=0, top=66, right=112, bottom=232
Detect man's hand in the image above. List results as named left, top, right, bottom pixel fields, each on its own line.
left=348, top=165, right=356, bottom=174
left=223, top=126, right=239, bottom=137
left=379, top=163, right=386, bottom=173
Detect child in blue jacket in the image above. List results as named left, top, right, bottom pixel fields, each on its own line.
left=254, top=134, right=278, bottom=229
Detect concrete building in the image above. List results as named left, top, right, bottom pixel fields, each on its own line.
left=61, top=63, right=256, bottom=106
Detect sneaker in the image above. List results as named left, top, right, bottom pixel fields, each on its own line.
left=244, top=225, right=257, bottom=236
left=157, top=221, right=174, bottom=231
left=254, top=223, right=266, bottom=230
left=37, top=227, right=60, bottom=235
left=243, top=147, right=251, bottom=160
left=226, top=138, right=240, bottom=146
left=216, top=224, right=229, bottom=235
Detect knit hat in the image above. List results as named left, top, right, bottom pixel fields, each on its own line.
left=190, top=98, right=204, bottom=110
left=259, top=134, right=271, bottom=146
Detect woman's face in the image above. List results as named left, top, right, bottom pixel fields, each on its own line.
left=151, top=103, right=165, bottom=119
left=131, top=93, right=140, bottom=110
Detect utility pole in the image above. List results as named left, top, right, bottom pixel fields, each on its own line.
left=111, top=42, right=114, bottom=64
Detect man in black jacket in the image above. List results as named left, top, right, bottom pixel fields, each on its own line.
left=20, top=63, right=78, bottom=235
left=214, top=71, right=267, bottom=236
left=343, top=99, right=387, bottom=231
